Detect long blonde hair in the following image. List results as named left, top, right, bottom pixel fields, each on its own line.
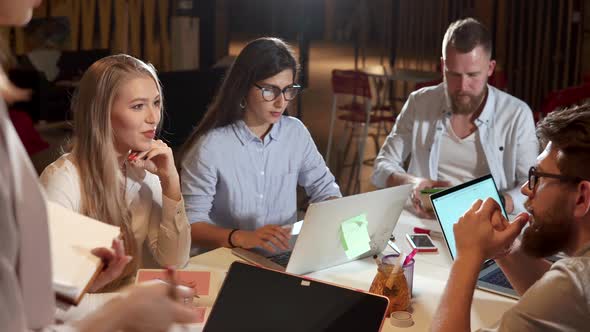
left=70, top=54, right=163, bottom=282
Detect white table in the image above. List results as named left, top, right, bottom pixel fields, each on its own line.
left=187, top=209, right=516, bottom=331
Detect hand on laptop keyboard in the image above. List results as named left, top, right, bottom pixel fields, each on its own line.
left=232, top=225, right=291, bottom=252
left=267, top=251, right=292, bottom=268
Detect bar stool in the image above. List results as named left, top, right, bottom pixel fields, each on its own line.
left=326, top=70, right=391, bottom=195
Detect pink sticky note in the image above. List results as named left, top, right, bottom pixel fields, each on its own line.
left=189, top=306, right=207, bottom=323
left=136, top=270, right=212, bottom=296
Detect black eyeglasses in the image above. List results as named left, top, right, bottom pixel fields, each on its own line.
left=527, top=166, right=586, bottom=191
left=254, top=83, right=302, bottom=102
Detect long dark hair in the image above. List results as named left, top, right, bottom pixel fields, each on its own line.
left=178, top=37, right=298, bottom=166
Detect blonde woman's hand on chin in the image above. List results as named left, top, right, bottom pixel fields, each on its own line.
left=128, top=139, right=181, bottom=200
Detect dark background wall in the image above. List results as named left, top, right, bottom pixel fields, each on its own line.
left=228, top=0, right=325, bottom=40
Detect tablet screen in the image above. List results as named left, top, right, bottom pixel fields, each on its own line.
left=204, top=262, right=388, bottom=332
left=430, top=175, right=507, bottom=260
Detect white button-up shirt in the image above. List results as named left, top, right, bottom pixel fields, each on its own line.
left=372, top=84, right=539, bottom=214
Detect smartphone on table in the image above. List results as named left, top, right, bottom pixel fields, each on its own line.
left=406, top=233, right=438, bottom=252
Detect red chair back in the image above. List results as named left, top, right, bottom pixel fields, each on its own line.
left=489, top=70, right=507, bottom=90
left=8, top=110, right=49, bottom=155
left=540, top=84, right=590, bottom=117
left=331, top=70, right=372, bottom=98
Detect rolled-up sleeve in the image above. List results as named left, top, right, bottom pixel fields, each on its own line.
left=146, top=194, right=191, bottom=268
left=371, top=94, right=416, bottom=188
left=181, top=145, right=218, bottom=225
left=507, top=106, right=538, bottom=214
left=298, top=126, right=342, bottom=202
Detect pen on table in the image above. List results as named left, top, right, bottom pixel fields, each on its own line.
left=403, top=248, right=418, bottom=267
left=157, top=277, right=201, bottom=299
left=413, top=227, right=443, bottom=238
left=165, top=267, right=200, bottom=300
left=158, top=279, right=201, bottom=301
left=166, top=268, right=191, bottom=331
left=166, top=266, right=178, bottom=300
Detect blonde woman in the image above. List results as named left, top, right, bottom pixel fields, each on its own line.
left=40, top=54, right=190, bottom=281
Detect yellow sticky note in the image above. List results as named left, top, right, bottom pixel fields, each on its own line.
left=340, top=214, right=372, bottom=259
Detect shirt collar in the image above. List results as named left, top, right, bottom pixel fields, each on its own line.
left=440, top=84, right=496, bottom=126
left=268, top=117, right=282, bottom=141
left=476, top=85, right=496, bottom=126
left=233, top=117, right=283, bottom=145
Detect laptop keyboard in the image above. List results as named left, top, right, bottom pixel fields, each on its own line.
left=267, top=251, right=292, bottom=268
left=480, top=269, right=513, bottom=289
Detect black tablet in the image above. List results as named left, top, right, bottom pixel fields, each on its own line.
left=204, top=261, right=389, bottom=332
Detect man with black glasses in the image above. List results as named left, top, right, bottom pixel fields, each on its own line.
left=432, top=103, right=590, bottom=332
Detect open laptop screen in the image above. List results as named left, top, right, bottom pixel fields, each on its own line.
left=430, top=175, right=507, bottom=260
left=204, top=262, right=388, bottom=332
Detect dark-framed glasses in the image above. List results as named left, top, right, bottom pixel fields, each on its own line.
left=528, top=166, right=586, bottom=191
left=254, top=83, right=302, bottom=102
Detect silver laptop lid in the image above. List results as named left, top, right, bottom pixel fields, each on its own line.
left=286, top=184, right=412, bottom=275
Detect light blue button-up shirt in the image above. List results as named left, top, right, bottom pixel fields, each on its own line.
left=372, top=84, right=539, bottom=214
left=181, top=116, right=342, bottom=232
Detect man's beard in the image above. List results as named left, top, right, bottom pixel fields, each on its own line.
left=521, top=197, right=574, bottom=258
left=445, top=83, right=487, bottom=115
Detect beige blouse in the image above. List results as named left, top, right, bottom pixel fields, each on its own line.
left=40, top=154, right=190, bottom=270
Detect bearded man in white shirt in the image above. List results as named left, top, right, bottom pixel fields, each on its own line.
left=372, top=18, right=538, bottom=217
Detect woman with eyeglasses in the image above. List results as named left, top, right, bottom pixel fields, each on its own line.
left=179, top=37, right=341, bottom=253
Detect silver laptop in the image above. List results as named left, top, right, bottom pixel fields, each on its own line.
left=430, top=174, right=519, bottom=299
left=232, top=184, right=413, bottom=275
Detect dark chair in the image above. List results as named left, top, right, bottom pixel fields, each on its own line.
left=489, top=71, right=507, bottom=91
left=8, top=110, right=49, bottom=155
left=8, top=68, right=49, bottom=123
left=55, top=49, right=111, bottom=81
left=158, top=68, right=225, bottom=148
left=537, top=84, right=590, bottom=122
left=9, top=49, right=112, bottom=124
left=327, top=70, right=392, bottom=194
